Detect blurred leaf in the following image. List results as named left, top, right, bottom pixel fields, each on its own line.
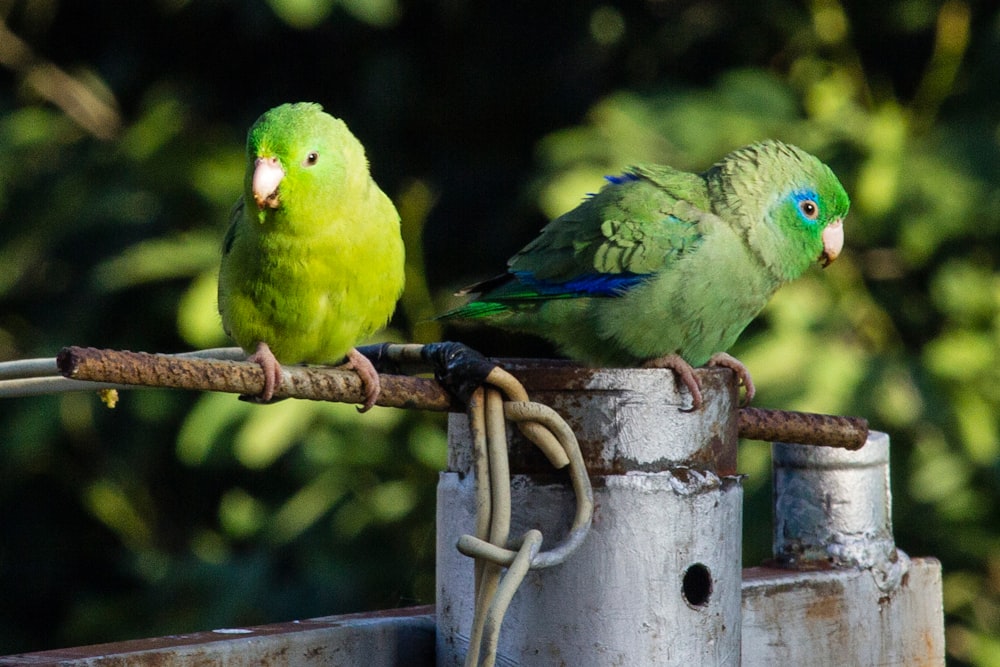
left=83, top=479, right=153, bottom=550
left=233, top=399, right=319, bottom=469
left=218, top=488, right=266, bottom=540
left=90, top=232, right=219, bottom=291
left=177, top=270, right=229, bottom=349
left=266, top=0, right=336, bottom=28
left=269, top=468, right=348, bottom=544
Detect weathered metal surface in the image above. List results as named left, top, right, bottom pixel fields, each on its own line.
left=437, top=470, right=744, bottom=666
left=450, top=364, right=740, bottom=476
left=0, top=607, right=436, bottom=666
left=438, top=367, right=744, bottom=666
left=741, top=559, right=945, bottom=666
left=750, top=431, right=945, bottom=665
left=772, top=432, right=907, bottom=590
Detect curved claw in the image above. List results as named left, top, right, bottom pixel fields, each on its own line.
left=244, top=341, right=282, bottom=403
left=706, top=352, right=755, bottom=407
left=642, top=353, right=704, bottom=411
left=344, top=347, right=381, bottom=412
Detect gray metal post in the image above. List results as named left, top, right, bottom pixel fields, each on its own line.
left=773, top=431, right=908, bottom=586
left=436, top=365, right=743, bottom=666
left=740, top=431, right=945, bottom=665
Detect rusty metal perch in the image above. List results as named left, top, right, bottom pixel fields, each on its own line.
left=54, top=345, right=869, bottom=450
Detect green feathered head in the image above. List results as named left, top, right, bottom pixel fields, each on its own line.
left=707, top=139, right=850, bottom=281
left=244, top=102, right=369, bottom=225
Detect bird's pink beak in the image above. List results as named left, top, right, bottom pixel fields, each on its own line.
left=252, top=157, right=284, bottom=210
left=819, top=218, right=844, bottom=268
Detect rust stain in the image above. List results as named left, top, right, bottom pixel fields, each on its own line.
left=804, top=592, right=843, bottom=621
left=914, top=628, right=940, bottom=666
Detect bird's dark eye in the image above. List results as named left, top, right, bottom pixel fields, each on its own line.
left=798, top=199, right=819, bottom=220
left=304, top=151, right=319, bottom=166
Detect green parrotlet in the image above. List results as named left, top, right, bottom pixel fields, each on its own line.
left=440, top=140, right=849, bottom=409
left=218, top=102, right=405, bottom=410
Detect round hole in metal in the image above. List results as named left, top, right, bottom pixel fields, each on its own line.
left=682, top=563, right=712, bottom=607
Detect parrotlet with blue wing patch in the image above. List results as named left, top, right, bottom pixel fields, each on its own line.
left=439, top=140, right=849, bottom=409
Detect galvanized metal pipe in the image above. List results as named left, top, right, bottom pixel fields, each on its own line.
left=771, top=432, right=909, bottom=591
left=437, top=366, right=744, bottom=666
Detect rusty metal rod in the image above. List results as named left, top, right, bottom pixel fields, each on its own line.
left=56, top=346, right=868, bottom=449
left=738, top=407, right=869, bottom=451
left=56, top=346, right=460, bottom=411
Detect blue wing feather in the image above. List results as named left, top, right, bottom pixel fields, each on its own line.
left=604, top=172, right=641, bottom=185
left=511, top=270, right=649, bottom=297
left=438, top=269, right=651, bottom=320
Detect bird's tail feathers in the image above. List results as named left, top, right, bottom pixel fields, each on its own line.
left=453, top=273, right=511, bottom=297
left=437, top=300, right=511, bottom=321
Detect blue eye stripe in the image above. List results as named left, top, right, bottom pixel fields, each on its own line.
left=790, top=189, right=820, bottom=223
left=791, top=189, right=818, bottom=203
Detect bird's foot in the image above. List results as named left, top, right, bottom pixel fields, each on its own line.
left=243, top=341, right=282, bottom=403
left=706, top=352, right=755, bottom=406
left=342, top=347, right=381, bottom=412
left=643, top=353, right=703, bottom=411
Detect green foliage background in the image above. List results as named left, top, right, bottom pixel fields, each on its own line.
left=0, top=0, right=998, bottom=663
